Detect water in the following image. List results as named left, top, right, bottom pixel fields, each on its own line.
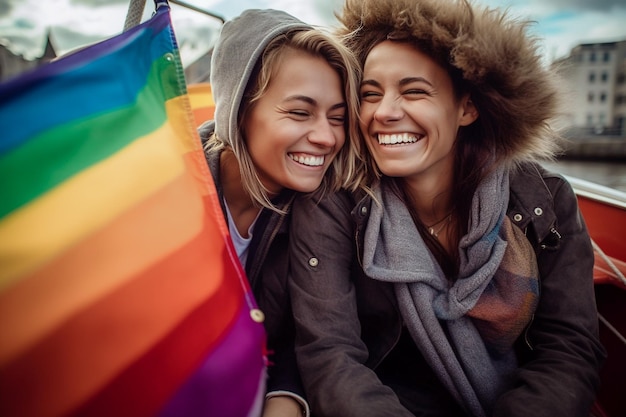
left=541, top=159, right=626, bottom=193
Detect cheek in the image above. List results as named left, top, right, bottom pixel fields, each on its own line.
left=335, top=127, right=347, bottom=149
left=364, top=137, right=378, bottom=159
left=246, top=133, right=275, bottom=164
left=358, top=115, right=370, bottom=136
left=359, top=103, right=376, bottom=122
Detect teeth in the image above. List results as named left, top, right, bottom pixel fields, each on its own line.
left=377, top=133, right=419, bottom=144
left=289, top=154, right=324, bottom=166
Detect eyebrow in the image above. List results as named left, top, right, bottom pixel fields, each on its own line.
left=283, top=95, right=346, bottom=111
left=361, top=76, right=434, bottom=88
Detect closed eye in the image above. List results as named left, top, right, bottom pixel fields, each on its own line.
left=404, top=88, right=429, bottom=95
left=328, top=114, right=346, bottom=126
left=361, top=90, right=382, bottom=102
left=288, top=110, right=310, bottom=118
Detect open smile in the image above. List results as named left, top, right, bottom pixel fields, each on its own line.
left=288, top=153, right=325, bottom=167
left=377, top=133, right=421, bottom=145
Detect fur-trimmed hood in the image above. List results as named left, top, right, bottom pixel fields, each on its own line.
left=337, top=0, right=563, bottom=165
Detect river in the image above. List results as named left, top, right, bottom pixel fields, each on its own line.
left=541, top=159, right=626, bottom=193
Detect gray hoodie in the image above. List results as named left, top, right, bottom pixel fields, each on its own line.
left=210, top=9, right=312, bottom=147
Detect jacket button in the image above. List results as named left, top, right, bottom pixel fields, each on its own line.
left=534, top=207, right=543, bottom=216
left=308, top=257, right=319, bottom=267
left=513, top=213, right=523, bottom=222
left=250, top=308, right=265, bottom=323
left=360, top=206, right=368, bottom=216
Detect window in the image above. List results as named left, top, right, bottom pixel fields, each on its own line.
left=590, top=52, right=596, bottom=62
left=587, top=114, right=593, bottom=125
left=618, top=73, right=625, bottom=84
left=603, top=51, right=610, bottom=62
left=600, top=93, right=607, bottom=103
left=601, top=72, right=608, bottom=82
left=589, top=72, right=596, bottom=82
left=588, top=92, right=594, bottom=102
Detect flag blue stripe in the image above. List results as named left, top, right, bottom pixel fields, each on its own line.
left=0, top=8, right=174, bottom=155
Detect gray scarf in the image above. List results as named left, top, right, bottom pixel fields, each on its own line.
left=362, top=166, right=539, bottom=417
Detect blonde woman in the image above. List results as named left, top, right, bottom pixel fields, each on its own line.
left=200, top=9, right=363, bottom=417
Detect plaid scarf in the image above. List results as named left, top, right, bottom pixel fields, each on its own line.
left=362, top=166, right=539, bottom=417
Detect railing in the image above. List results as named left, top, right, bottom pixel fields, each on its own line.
left=566, top=175, right=626, bottom=288
left=569, top=176, right=626, bottom=417
left=568, top=176, right=626, bottom=210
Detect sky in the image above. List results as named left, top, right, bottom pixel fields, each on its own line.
left=1, top=0, right=626, bottom=65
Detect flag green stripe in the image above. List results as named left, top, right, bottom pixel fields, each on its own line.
left=0, top=61, right=172, bottom=219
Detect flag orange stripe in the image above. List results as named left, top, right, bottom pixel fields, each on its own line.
left=166, top=94, right=202, bottom=155
left=0, top=171, right=223, bottom=366
left=75, top=257, right=247, bottom=417
left=0, top=221, right=242, bottom=417
left=187, top=83, right=215, bottom=127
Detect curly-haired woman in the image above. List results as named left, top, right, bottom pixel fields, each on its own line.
left=289, top=1, right=605, bottom=416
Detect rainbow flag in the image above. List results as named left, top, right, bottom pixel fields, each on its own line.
left=0, top=3, right=266, bottom=417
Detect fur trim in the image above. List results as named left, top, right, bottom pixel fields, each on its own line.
left=338, top=0, right=564, bottom=165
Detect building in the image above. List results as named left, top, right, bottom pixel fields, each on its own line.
left=553, top=40, right=626, bottom=136
left=0, top=42, right=39, bottom=82
left=0, top=31, right=58, bottom=82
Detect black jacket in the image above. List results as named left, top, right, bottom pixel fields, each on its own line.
left=290, top=162, right=606, bottom=417
left=199, top=122, right=304, bottom=399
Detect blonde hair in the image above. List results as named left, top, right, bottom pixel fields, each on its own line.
left=205, top=28, right=365, bottom=212
left=338, top=0, right=564, bottom=171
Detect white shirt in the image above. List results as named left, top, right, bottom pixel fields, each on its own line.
left=223, top=198, right=260, bottom=268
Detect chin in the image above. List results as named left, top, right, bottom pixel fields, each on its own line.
left=291, top=180, right=323, bottom=193
left=293, top=185, right=320, bottom=193
left=375, top=164, right=401, bottom=176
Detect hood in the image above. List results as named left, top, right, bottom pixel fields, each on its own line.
left=338, top=0, right=563, bottom=165
left=210, top=9, right=312, bottom=147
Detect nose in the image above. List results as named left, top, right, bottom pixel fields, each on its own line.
left=374, top=94, right=403, bottom=123
left=307, top=119, right=340, bottom=148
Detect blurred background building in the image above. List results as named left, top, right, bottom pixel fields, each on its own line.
left=0, top=31, right=56, bottom=81
left=554, top=40, right=626, bottom=136
left=549, top=40, right=626, bottom=160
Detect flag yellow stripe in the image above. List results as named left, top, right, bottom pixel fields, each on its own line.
left=0, top=172, right=211, bottom=366
left=0, top=121, right=186, bottom=290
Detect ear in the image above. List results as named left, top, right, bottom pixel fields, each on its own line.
left=458, top=94, right=479, bottom=126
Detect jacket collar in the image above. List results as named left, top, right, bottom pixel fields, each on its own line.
left=508, top=163, right=557, bottom=247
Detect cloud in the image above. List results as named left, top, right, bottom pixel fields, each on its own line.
left=0, top=0, right=11, bottom=17
left=544, top=0, right=626, bottom=12
left=51, top=25, right=114, bottom=55
left=207, top=0, right=340, bottom=26
left=12, top=17, right=34, bottom=29
left=2, top=0, right=626, bottom=66
left=476, top=0, right=626, bottom=62
left=69, top=0, right=127, bottom=6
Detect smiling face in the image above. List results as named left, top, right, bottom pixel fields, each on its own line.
left=243, top=48, right=347, bottom=196
left=360, top=40, right=477, bottom=187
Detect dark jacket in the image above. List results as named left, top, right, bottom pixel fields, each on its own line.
left=199, top=122, right=303, bottom=398
left=289, top=162, right=606, bottom=417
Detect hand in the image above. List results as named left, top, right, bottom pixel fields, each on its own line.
left=262, top=396, right=304, bottom=417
